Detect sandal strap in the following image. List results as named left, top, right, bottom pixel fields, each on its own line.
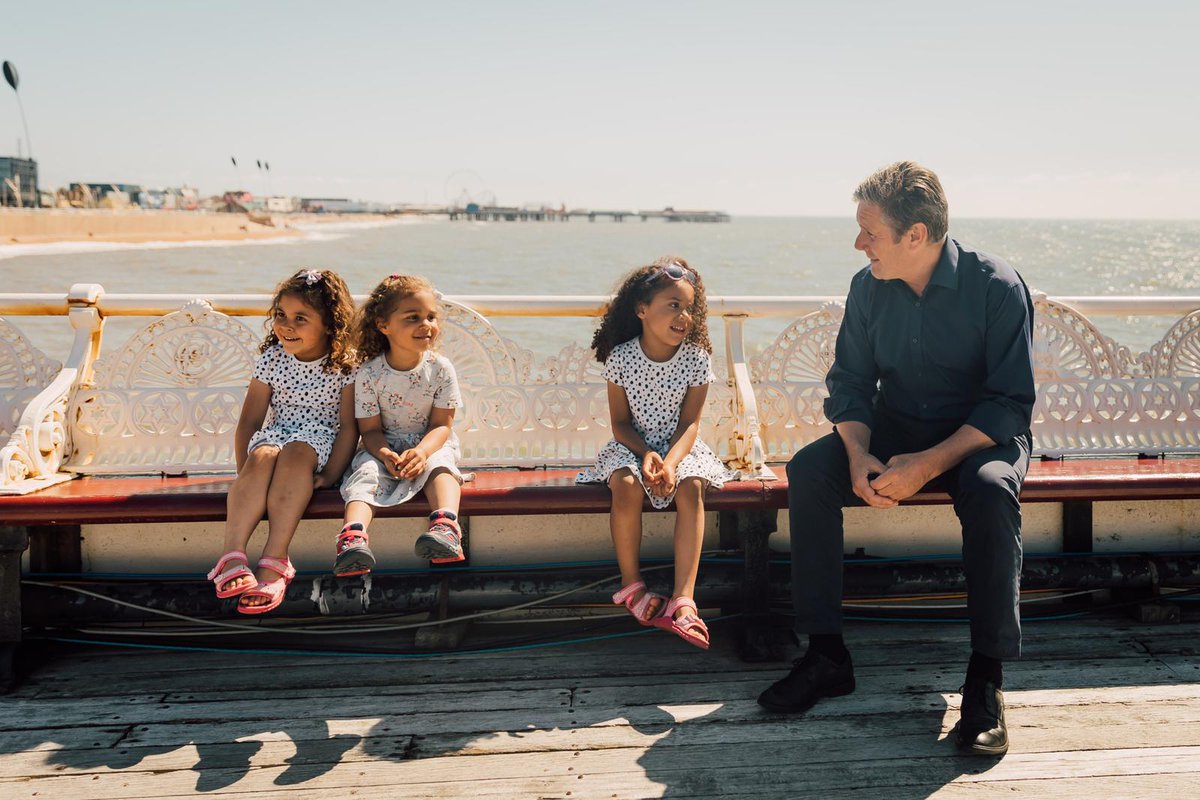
left=256, top=556, right=295, bottom=581
left=428, top=512, right=460, bottom=534
left=631, top=590, right=662, bottom=620
left=675, top=613, right=708, bottom=635
left=663, top=596, right=698, bottom=617
left=207, top=550, right=249, bottom=581
left=612, top=580, right=647, bottom=605
left=337, top=529, right=368, bottom=545
left=210, top=563, right=252, bottom=584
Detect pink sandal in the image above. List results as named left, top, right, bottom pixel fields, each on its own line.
left=237, top=556, right=297, bottom=615
left=652, top=596, right=710, bottom=650
left=612, top=580, right=666, bottom=626
left=207, top=550, right=255, bottom=599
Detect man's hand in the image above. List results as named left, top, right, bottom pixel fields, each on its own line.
left=849, top=453, right=896, bottom=508
left=872, top=452, right=937, bottom=502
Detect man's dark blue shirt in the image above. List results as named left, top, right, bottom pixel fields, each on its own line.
left=823, top=238, right=1035, bottom=447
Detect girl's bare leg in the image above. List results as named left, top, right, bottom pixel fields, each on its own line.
left=671, top=477, right=706, bottom=619
left=242, top=442, right=318, bottom=607
left=218, top=445, right=279, bottom=594
left=422, top=468, right=462, bottom=512
left=608, top=469, right=661, bottom=620
left=343, top=500, right=375, bottom=529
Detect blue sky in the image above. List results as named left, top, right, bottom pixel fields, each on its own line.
left=2, top=0, right=1197, bottom=217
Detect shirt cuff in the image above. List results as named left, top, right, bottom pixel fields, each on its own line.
left=965, top=404, right=1027, bottom=446
left=824, top=397, right=874, bottom=429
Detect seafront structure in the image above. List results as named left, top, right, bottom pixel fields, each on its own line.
left=442, top=205, right=731, bottom=222
left=0, top=156, right=37, bottom=207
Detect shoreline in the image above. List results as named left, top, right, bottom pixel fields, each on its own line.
left=0, top=209, right=401, bottom=247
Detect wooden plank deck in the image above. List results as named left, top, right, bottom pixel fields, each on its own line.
left=2, top=611, right=1199, bottom=799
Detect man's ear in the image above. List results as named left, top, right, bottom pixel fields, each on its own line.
left=906, top=222, right=928, bottom=248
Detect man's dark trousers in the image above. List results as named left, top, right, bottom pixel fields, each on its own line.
left=787, top=424, right=1032, bottom=659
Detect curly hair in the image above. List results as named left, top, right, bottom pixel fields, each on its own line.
left=354, top=274, right=440, bottom=365
left=591, top=255, right=711, bottom=363
left=260, top=268, right=356, bottom=374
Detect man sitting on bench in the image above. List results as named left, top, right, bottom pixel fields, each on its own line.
left=757, top=161, right=1036, bottom=756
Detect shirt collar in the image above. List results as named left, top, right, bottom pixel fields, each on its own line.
left=928, top=237, right=959, bottom=290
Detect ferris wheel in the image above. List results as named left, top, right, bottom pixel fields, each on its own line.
left=443, top=170, right=496, bottom=208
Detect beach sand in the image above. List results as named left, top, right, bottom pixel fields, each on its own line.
left=0, top=209, right=312, bottom=245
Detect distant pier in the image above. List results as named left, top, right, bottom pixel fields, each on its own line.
left=437, top=206, right=730, bottom=223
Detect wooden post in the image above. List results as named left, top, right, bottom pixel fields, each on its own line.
left=0, top=525, right=29, bottom=692
left=719, top=508, right=786, bottom=662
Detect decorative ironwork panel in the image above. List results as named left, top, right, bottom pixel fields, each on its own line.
left=0, top=317, right=61, bottom=438
left=750, top=303, right=844, bottom=462
left=69, top=301, right=261, bottom=474
left=1150, top=309, right=1200, bottom=377
left=752, top=296, right=1200, bottom=459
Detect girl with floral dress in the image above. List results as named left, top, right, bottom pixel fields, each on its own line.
left=331, top=274, right=466, bottom=576
left=577, top=257, right=733, bottom=649
left=207, top=268, right=358, bottom=614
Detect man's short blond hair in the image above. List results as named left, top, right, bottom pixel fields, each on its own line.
left=853, top=161, right=949, bottom=243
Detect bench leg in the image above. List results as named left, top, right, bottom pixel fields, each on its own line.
left=415, top=517, right=471, bottom=650
left=719, top=509, right=787, bottom=662
left=0, top=525, right=30, bottom=693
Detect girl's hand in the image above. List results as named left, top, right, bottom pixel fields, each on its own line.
left=659, top=460, right=678, bottom=496
left=642, top=451, right=666, bottom=487
left=313, top=471, right=334, bottom=490
left=379, top=448, right=405, bottom=478
left=396, top=448, right=427, bottom=480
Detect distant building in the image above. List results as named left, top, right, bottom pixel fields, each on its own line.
left=0, top=157, right=38, bottom=207
left=300, top=197, right=369, bottom=213
left=266, top=196, right=297, bottom=213
left=68, top=183, right=144, bottom=208
left=139, top=187, right=200, bottom=211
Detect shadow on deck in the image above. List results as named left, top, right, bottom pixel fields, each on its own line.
left=2, top=610, right=1199, bottom=799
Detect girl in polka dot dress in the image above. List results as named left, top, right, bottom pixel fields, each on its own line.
left=577, top=257, right=734, bottom=649
left=207, top=269, right=359, bottom=615
left=332, top=274, right=467, bottom=576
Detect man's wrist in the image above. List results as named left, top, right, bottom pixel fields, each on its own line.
left=915, top=448, right=946, bottom=482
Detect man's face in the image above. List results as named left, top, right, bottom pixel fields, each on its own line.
left=854, top=202, right=907, bottom=280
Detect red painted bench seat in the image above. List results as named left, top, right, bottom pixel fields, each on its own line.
left=0, top=469, right=770, bottom=526
left=3, top=457, right=1198, bottom=528
left=759, top=456, right=1200, bottom=508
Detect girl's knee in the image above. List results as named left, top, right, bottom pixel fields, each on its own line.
left=278, top=441, right=319, bottom=467
left=427, top=467, right=459, bottom=484
left=608, top=470, right=638, bottom=490
left=675, top=477, right=704, bottom=502
left=245, top=445, right=280, bottom=468
left=609, top=471, right=642, bottom=504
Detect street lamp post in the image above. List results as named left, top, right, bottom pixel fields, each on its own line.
left=3, top=61, right=33, bottom=159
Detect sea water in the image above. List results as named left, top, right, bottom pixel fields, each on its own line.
left=5, top=216, right=1200, bottom=363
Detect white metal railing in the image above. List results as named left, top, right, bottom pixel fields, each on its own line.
left=1, top=285, right=1199, bottom=494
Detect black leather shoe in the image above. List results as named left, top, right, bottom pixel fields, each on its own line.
left=756, top=650, right=855, bottom=713
left=956, top=679, right=1008, bottom=755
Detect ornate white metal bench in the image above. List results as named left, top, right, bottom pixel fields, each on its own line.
left=1, top=285, right=1199, bottom=686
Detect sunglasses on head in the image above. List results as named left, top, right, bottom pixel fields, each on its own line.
left=642, top=261, right=696, bottom=286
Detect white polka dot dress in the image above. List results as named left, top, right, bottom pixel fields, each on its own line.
left=247, top=344, right=354, bottom=471
left=576, top=338, right=734, bottom=509
left=340, top=352, right=464, bottom=507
